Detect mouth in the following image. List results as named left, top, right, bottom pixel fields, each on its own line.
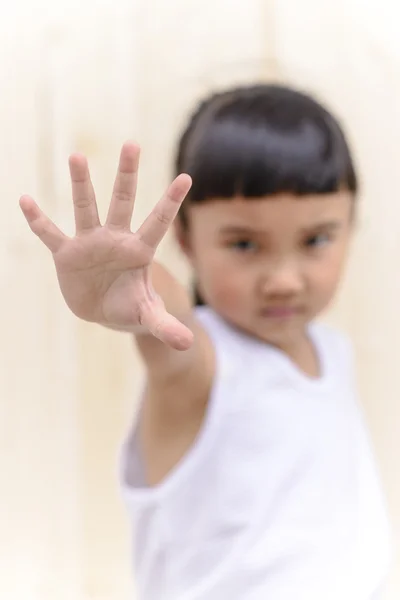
left=260, top=306, right=302, bottom=319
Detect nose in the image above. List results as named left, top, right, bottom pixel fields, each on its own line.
left=259, top=259, right=303, bottom=297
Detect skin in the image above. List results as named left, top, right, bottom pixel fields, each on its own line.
left=176, top=192, right=353, bottom=376
left=20, top=142, right=354, bottom=485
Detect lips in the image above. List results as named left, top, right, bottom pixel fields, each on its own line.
left=261, top=306, right=301, bottom=318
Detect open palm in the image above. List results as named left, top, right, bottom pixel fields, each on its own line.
left=19, top=142, right=193, bottom=350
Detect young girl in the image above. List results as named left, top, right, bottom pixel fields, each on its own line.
left=20, top=84, right=392, bottom=599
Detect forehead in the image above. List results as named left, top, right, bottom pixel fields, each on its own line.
left=188, top=192, right=353, bottom=233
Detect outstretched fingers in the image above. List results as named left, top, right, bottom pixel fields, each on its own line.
left=19, top=195, right=67, bottom=253
left=106, top=142, right=140, bottom=229
left=69, top=153, right=100, bottom=232
left=140, top=305, right=194, bottom=350
left=137, top=173, right=192, bottom=250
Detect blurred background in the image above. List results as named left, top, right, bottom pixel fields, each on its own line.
left=0, top=0, right=399, bottom=598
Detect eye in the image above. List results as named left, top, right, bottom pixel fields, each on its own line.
left=304, top=233, right=331, bottom=249
left=230, top=239, right=258, bottom=252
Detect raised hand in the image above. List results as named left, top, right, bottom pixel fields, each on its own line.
left=19, top=142, right=193, bottom=350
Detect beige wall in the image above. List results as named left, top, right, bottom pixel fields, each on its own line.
left=1, top=1, right=399, bottom=598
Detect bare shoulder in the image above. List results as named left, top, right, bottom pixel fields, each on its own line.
left=138, top=317, right=215, bottom=486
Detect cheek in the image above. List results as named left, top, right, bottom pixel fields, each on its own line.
left=196, top=252, right=251, bottom=308
left=307, top=248, right=347, bottom=298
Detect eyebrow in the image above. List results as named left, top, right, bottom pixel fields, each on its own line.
left=219, top=221, right=342, bottom=236
left=218, top=226, right=264, bottom=236
left=301, top=221, right=342, bottom=234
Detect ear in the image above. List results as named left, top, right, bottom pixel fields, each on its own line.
left=174, top=218, right=194, bottom=261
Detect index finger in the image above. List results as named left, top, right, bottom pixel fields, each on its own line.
left=136, top=174, right=192, bottom=249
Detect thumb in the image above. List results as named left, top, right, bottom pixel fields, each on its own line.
left=140, top=305, right=194, bottom=351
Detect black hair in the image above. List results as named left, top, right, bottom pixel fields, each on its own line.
left=174, top=84, right=358, bottom=305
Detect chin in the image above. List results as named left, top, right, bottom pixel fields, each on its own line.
left=255, top=319, right=308, bottom=344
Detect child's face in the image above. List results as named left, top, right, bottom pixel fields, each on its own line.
left=178, top=192, right=353, bottom=348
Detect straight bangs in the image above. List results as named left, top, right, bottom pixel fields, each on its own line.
left=182, top=115, right=357, bottom=202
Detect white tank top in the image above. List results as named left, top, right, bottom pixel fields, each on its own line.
left=120, top=307, right=392, bottom=600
